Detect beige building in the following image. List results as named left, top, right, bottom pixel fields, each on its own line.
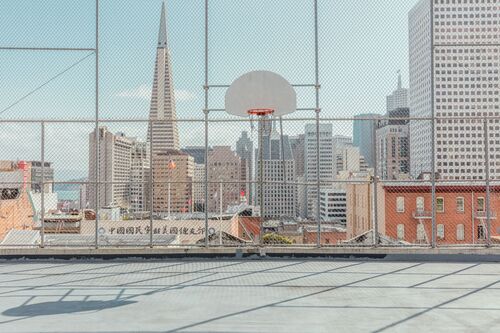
left=130, top=141, right=150, bottom=213
left=88, top=127, right=134, bottom=210
left=207, top=146, right=243, bottom=214
left=152, top=150, right=193, bottom=214
left=192, top=163, right=205, bottom=212
left=345, top=173, right=379, bottom=240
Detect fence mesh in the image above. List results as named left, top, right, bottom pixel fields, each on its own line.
left=0, top=0, right=498, bottom=249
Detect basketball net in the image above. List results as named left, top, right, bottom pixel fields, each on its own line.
left=248, top=108, right=274, bottom=135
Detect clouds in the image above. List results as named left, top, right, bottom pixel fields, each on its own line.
left=116, top=85, right=197, bottom=102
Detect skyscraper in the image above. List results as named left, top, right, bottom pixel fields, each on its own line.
left=130, top=141, right=150, bottom=213
left=376, top=108, right=410, bottom=180
left=305, top=123, right=334, bottom=219
left=236, top=131, right=253, bottom=204
left=152, top=150, right=193, bottom=214
left=148, top=2, right=179, bottom=155
left=289, top=134, right=305, bottom=177
left=409, top=0, right=499, bottom=180
left=352, top=114, right=379, bottom=168
left=256, top=127, right=296, bottom=218
left=386, top=72, right=408, bottom=112
left=88, top=127, right=134, bottom=210
left=207, top=146, right=244, bottom=213
left=332, top=135, right=353, bottom=175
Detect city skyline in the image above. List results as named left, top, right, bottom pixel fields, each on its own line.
left=0, top=0, right=420, bottom=179
left=0, top=0, right=499, bottom=248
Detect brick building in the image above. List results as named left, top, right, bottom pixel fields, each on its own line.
left=379, top=183, right=500, bottom=245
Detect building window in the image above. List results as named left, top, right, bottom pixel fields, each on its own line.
left=436, top=197, right=445, bottom=213
left=478, top=225, right=486, bottom=240
left=396, top=197, right=405, bottom=213
left=456, top=197, right=465, bottom=213
left=457, top=224, right=465, bottom=241
left=397, top=224, right=405, bottom=240
left=477, top=197, right=485, bottom=212
left=417, top=224, right=426, bottom=241
left=437, top=224, right=445, bottom=240
left=416, top=197, right=425, bottom=212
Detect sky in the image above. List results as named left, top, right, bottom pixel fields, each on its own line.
left=0, top=0, right=421, bottom=180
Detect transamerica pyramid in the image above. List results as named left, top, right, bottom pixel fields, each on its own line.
left=148, top=1, right=179, bottom=154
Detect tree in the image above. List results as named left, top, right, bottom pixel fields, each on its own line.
left=262, top=233, right=293, bottom=245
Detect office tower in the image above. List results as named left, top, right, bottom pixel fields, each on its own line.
left=337, top=146, right=367, bottom=174
left=409, top=0, right=499, bottom=180
left=181, top=146, right=212, bottom=164
left=256, top=128, right=296, bottom=218
left=207, top=146, right=243, bottom=213
left=152, top=150, right=193, bottom=214
left=386, top=72, right=408, bottom=112
left=333, top=135, right=353, bottom=175
left=88, top=127, right=133, bottom=210
left=148, top=2, right=179, bottom=155
left=192, top=163, right=205, bottom=212
left=305, top=123, right=334, bottom=219
left=289, top=134, right=305, bottom=177
left=236, top=131, right=253, bottom=204
left=376, top=108, right=410, bottom=180
left=353, top=114, right=379, bottom=168
left=129, top=141, right=150, bottom=213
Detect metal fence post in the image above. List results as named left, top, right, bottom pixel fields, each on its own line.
left=258, top=117, right=265, bottom=245
left=314, top=0, right=321, bottom=248
left=94, top=0, right=100, bottom=249
left=40, top=121, right=45, bottom=248
left=372, top=118, right=379, bottom=247
left=315, top=112, right=321, bottom=247
left=149, top=120, right=154, bottom=248
left=430, top=1, right=436, bottom=249
left=484, top=117, right=491, bottom=247
left=204, top=0, right=209, bottom=248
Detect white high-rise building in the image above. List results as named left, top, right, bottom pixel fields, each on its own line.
left=386, top=72, right=408, bottom=112
left=148, top=2, right=179, bottom=155
left=305, top=123, right=334, bottom=219
left=88, top=127, right=133, bottom=210
left=333, top=135, right=353, bottom=175
left=409, top=0, right=499, bottom=180
left=256, top=128, right=296, bottom=218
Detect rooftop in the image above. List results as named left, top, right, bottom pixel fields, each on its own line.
left=0, top=259, right=498, bottom=332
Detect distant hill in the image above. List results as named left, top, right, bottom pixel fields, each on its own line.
left=54, top=178, right=88, bottom=192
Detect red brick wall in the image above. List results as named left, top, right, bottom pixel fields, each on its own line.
left=383, top=186, right=500, bottom=244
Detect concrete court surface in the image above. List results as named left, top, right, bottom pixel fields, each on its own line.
left=0, top=260, right=500, bottom=332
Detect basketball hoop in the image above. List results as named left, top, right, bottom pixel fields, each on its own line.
left=224, top=71, right=297, bottom=238
left=247, top=108, right=275, bottom=116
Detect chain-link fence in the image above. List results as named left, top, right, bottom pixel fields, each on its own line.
left=0, top=0, right=498, bottom=249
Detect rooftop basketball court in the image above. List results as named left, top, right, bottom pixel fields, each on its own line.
left=0, top=260, right=499, bottom=332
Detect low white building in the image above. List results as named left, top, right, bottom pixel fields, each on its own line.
left=319, top=188, right=347, bottom=225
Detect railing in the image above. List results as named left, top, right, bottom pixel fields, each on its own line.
left=474, top=211, right=497, bottom=220
left=412, top=211, right=433, bottom=219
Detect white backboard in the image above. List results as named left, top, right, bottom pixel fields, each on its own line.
left=225, top=71, right=297, bottom=117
